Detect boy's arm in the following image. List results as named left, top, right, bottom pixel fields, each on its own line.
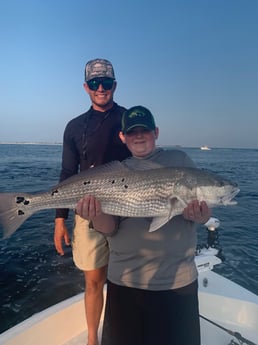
left=75, top=195, right=116, bottom=234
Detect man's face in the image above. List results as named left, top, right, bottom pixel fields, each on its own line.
left=84, top=78, right=117, bottom=111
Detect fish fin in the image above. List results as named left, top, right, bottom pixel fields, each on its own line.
left=169, top=196, right=188, bottom=211
left=56, top=161, right=129, bottom=187
left=123, top=158, right=163, bottom=171
left=148, top=215, right=174, bottom=232
left=87, top=160, right=130, bottom=174
left=148, top=196, right=188, bottom=232
left=0, top=193, right=34, bottom=238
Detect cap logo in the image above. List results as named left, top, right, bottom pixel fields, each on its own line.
left=128, top=111, right=146, bottom=119
left=121, top=105, right=156, bottom=133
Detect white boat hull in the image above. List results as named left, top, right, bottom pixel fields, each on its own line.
left=199, top=270, right=258, bottom=345
left=1, top=268, right=258, bottom=345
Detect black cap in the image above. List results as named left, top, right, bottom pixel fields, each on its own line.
left=121, top=106, right=156, bottom=133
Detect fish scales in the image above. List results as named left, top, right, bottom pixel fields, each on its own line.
left=0, top=161, right=239, bottom=237
left=28, top=171, right=175, bottom=217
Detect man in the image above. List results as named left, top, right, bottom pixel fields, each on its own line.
left=76, top=105, right=211, bottom=345
left=54, top=59, right=131, bottom=345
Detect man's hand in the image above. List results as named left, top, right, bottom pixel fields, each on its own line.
left=183, top=200, right=211, bottom=224
left=54, top=218, right=71, bottom=255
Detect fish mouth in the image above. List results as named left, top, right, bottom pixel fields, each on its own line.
left=222, top=187, right=240, bottom=205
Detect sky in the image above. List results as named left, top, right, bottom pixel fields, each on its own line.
left=0, top=0, right=257, bottom=148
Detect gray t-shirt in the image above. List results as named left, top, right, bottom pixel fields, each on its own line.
left=107, top=148, right=198, bottom=290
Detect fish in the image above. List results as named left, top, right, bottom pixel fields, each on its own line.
left=0, top=160, right=239, bottom=238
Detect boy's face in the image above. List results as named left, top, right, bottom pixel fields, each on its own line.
left=119, top=127, right=159, bottom=158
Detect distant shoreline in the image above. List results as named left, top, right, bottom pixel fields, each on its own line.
left=0, top=142, right=256, bottom=150
left=0, top=142, right=62, bottom=146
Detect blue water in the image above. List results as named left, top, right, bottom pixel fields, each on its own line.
left=0, top=144, right=258, bottom=333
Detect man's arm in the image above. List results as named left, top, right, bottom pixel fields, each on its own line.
left=54, top=120, right=80, bottom=254
left=54, top=218, right=71, bottom=255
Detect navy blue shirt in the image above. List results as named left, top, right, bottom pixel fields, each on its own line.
left=56, top=103, right=131, bottom=219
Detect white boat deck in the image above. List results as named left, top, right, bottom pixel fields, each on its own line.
left=63, top=324, right=258, bottom=345
left=2, top=271, right=258, bottom=345
left=64, top=333, right=87, bottom=345
left=1, top=254, right=258, bottom=345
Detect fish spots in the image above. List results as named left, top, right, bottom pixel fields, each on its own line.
left=15, top=196, right=29, bottom=216
left=121, top=177, right=128, bottom=190
left=51, top=189, right=59, bottom=196
left=121, top=177, right=129, bottom=189
left=16, top=196, right=30, bottom=205
left=108, top=177, right=128, bottom=190
left=83, top=181, right=91, bottom=185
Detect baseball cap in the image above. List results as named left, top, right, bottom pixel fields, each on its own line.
left=85, top=58, right=115, bottom=81
left=121, top=106, right=156, bottom=134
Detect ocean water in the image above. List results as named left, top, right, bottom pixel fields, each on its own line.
left=0, top=144, right=258, bottom=333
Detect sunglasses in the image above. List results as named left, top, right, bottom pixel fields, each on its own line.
left=87, top=78, right=115, bottom=91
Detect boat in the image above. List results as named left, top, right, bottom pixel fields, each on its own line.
left=200, top=145, right=211, bottom=150
left=0, top=218, right=258, bottom=345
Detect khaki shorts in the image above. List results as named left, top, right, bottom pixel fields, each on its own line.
left=72, top=214, right=109, bottom=271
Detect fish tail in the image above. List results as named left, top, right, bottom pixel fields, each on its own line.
left=0, top=192, right=34, bottom=238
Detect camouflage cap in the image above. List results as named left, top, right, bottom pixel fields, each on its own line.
left=85, top=58, right=115, bottom=81
left=121, top=106, right=156, bottom=134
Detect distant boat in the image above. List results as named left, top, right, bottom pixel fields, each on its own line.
left=200, top=146, right=211, bottom=151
